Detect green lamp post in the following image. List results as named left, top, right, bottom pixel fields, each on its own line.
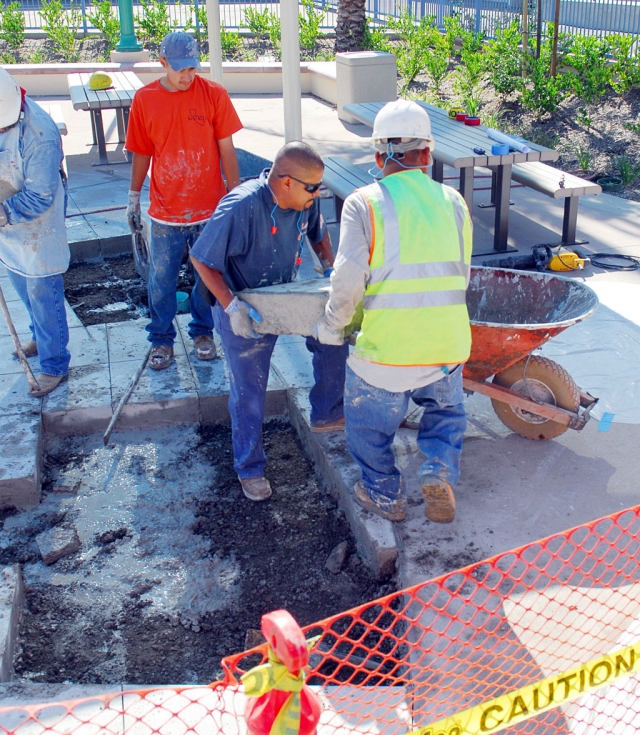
left=115, top=0, right=143, bottom=52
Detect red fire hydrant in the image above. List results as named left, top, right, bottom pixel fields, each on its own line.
left=242, top=609, right=322, bottom=735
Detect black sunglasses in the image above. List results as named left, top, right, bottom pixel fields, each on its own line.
left=277, top=173, right=322, bottom=193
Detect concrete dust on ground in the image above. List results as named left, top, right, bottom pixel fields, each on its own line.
left=5, top=422, right=392, bottom=685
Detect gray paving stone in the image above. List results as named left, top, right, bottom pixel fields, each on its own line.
left=67, top=180, right=130, bottom=211
left=68, top=324, right=108, bottom=369
left=0, top=342, right=34, bottom=377
left=43, top=363, right=112, bottom=414
left=0, top=565, right=24, bottom=682
left=0, top=412, right=41, bottom=510
left=0, top=373, right=42, bottom=415
left=84, top=209, right=131, bottom=245
left=65, top=214, right=98, bottom=245
left=110, top=354, right=197, bottom=408
left=107, top=320, right=185, bottom=364
left=271, top=337, right=315, bottom=389
left=36, top=525, right=81, bottom=565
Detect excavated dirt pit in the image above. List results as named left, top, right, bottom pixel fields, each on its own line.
left=4, top=422, right=394, bottom=685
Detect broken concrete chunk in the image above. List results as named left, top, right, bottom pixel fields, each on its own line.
left=325, top=541, right=349, bottom=574
left=36, top=525, right=81, bottom=565
left=50, top=479, right=82, bottom=495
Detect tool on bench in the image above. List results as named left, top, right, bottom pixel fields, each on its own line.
left=483, top=244, right=589, bottom=272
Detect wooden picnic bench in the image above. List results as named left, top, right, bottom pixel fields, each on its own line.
left=67, top=71, right=143, bottom=166
left=509, top=162, right=601, bottom=245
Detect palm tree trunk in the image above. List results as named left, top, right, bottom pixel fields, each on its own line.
left=335, top=0, right=366, bottom=52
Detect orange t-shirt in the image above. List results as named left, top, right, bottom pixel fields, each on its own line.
left=125, top=75, right=243, bottom=224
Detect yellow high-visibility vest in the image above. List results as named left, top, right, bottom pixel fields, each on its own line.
left=355, top=169, right=473, bottom=367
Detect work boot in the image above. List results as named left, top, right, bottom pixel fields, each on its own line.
left=353, top=481, right=406, bottom=522
left=12, top=340, right=38, bottom=358
left=193, top=335, right=216, bottom=360
left=421, top=477, right=456, bottom=523
left=149, top=344, right=173, bottom=370
left=28, top=373, right=68, bottom=398
left=310, top=417, right=345, bottom=434
left=239, top=476, right=272, bottom=502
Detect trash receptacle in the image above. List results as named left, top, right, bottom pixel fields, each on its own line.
left=336, top=51, right=397, bottom=124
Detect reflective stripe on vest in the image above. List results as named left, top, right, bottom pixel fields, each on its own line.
left=355, top=169, right=472, bottom=366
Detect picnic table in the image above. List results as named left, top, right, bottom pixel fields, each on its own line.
left=67, top=71, right=143, bottom=166
left=342, top=101, right=560, bottom=255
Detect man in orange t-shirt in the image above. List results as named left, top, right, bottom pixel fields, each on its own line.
left=125, top=31, right=243, bottom=370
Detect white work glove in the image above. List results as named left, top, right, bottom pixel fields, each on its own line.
left=313, top=316, right=344, bottom=345
left=0, top=204, right=7, bottom=228
left=225, top=296, right=263, bottom=339
left=126, top=190, right=142, bottom=234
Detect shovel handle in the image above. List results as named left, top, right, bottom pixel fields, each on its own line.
left=0, top=283, right=40, bottom=393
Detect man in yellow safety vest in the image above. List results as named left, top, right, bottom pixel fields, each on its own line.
left=314, top=100, right=473, bottom=523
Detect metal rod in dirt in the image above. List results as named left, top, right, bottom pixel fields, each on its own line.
left=103, top=346, right=151, bottom=445
left=0, top=282, right=40, bottom=393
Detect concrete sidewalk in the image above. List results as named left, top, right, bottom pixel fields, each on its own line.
left=1, top=92, right=640, bottom=585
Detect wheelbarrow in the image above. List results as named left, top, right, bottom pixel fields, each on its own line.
left=463, top=266, right=599, bottom=440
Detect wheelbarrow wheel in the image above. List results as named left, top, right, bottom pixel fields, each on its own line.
left=491, top=356, right=580, bottom=440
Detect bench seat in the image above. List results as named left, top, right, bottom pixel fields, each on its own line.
left=36, top=103, right=67, bottom=135
left=322, top=156, right=373, bottom=219
left=510, top=161, right=601, bottom=244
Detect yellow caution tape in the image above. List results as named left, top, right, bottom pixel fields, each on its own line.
left=407, top=639, right=640, bottom=735
left=240, top=636, right=320, bottom=735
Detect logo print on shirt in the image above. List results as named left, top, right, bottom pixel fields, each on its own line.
left=188, top=109, right=206, bottom=126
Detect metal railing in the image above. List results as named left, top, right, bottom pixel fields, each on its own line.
left=10, top=0, right=640, bottom=42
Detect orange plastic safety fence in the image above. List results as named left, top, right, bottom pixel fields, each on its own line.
left=2, top=505, right=640, bottom=735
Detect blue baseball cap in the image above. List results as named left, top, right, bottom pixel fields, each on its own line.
left=159, top=32, right=201, bottom=71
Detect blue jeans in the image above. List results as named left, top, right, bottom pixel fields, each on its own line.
left=5, top=268, right=70, bottom=377
left=214, top=304, right=348, bottom=478
left=345, top=364, right=466, bottom=509
left=146, top=221, right=214, bottom=346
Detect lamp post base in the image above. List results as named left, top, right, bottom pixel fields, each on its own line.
left=110, top=50, right=150, bottom=62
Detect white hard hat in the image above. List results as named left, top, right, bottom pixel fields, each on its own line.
left=372, top=99, right=435, bottom=154
left=0, top=69, right=21, bottom=129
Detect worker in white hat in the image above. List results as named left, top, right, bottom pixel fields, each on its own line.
left=0, top=68, right=70, bottom=397
left=314, top=99, right=473, bottom=523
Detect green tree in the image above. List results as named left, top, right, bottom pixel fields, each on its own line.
left=88, top=0, right=120, bottom=60
left=40, top=0, right=82, bottom=62
left=299, top=0, right=325, bottom=52
left=485, top=19, right=521, bottom=97
left=0, top=2, right=25, bottom=60
left=335, top=0, right=365, bottom=51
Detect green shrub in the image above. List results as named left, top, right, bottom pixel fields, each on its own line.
left=609, top=34, right=640, bottom=95
left=220, top=21, right=240, bottom=56
left=88, top=0, right=120, bottom=59
left=519, top=27, right=568, bottom=117
left=451, top=31, right=486, bottom=110
left=485, top=19, right=521, bottom=96
left=442, top=14, right=464, bottom=57
left=362, top=18, right=388, bottom=52
left=423, top=28, right=450, bottom=97
left=243, top=6, right=272, bottom=36
left=40, top=0, right=82, bottom=62
left=137, top=0, right=174, bottom=47
left=0, top=2, right=25, bottom=59
left=387, top=10, right=437, bottom=92
left=184, top=1, right=207, bottom=45
left=613, top=153, right=640, bottom=185
left=299, top=0, right=325, bottom=51
left=564, top=34, right=611, bottom=104
left=268, top=14, right=281, bottom=59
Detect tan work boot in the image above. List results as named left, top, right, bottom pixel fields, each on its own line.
left=421, top=477, right=456, bottom=523
left=193, top=335, right=216, bottom=360
left=310, top=417, right=345, bottom=433
left=353, top=481, right=406, bottom=522
left=28, top=373, right=68, bottom=398
left=12, top=340, right=38, bottom=358
left=239, top=476, right=272, bottom=502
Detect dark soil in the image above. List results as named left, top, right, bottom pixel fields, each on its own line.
left=12, top=422, right=393, bottom=685
left=62, top=254, right=194, bottom=326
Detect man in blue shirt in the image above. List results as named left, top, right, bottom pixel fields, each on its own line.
left=0, top=69, right=71, bottom=398
left=191, top=142, right=348, bottom=502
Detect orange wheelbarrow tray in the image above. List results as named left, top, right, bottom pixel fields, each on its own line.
left=463, top=266, right=599, bottom=439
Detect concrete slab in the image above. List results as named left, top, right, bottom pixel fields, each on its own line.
left=271, top=337, right=316, bottom=389
left=0, top=373, right=42, bottom=415
left=106, top=319, right=185, bottom=364
left=242, top=278, right=330, bottom=336
left=0, top=345, right=35, bottom=377
left=36, top=525, right=81, bottom=565
left=0, top=412, right=41, bottom=510
left=67, top=324, right=108, bottom=369
left=43, top=363, right=112, bottom=417
left=0, top=566, right=24, bottom=683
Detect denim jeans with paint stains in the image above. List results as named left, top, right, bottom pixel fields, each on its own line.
left=344, top=364, right=467, bottom=509
left=213, top=304, right=348, bottom=478
left=146, top=221, right=214, bottom=346
left=5, top=268, right=70, bottom=377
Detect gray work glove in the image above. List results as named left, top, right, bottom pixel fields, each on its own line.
left=313, top=316, right=344, bottom=345
left=126, top=190, right=142, bottom=234
left=225, top=296, right=263, bottom=339
left=0, top=204, right=7, bottom=228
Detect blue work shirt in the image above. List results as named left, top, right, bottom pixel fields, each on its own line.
left=191, top=169, right=325, bottom=292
